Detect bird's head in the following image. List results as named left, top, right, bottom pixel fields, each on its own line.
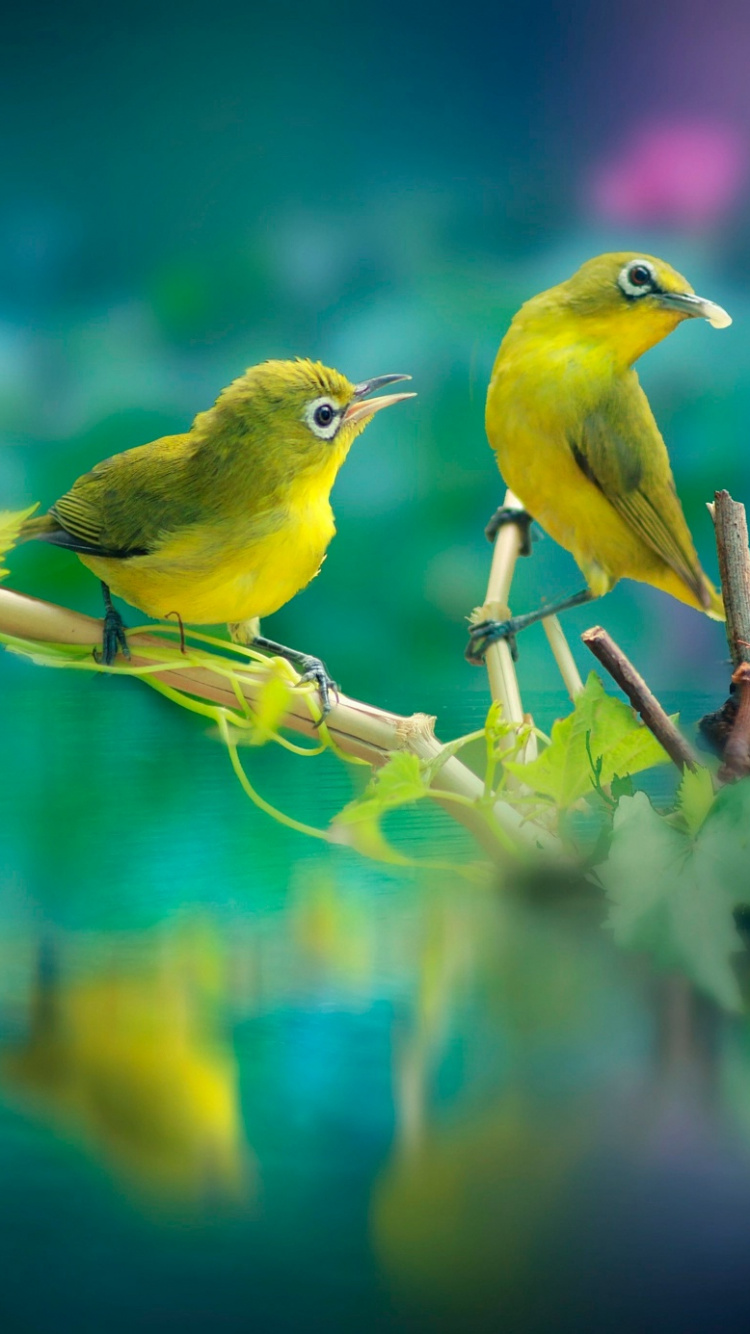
left=550, top=252, right=731, bottom=365
left=196, top=359, right=414, bottom=483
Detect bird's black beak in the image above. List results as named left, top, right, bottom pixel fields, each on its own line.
left=344, top=374, right=416, bottom=424
left=656, top=291, right=732, bottom=328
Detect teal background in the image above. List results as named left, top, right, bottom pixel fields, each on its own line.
left=3, top=1, right=750, bottom=1329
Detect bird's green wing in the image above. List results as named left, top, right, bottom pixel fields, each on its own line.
left=570, top=372, right=708, bottom=606
left=44, top=435, right=199, bottom=558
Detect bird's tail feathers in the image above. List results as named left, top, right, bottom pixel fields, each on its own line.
left=16, top=511, right=57, bottom=543
left=0, top=503, right=44, bottom=576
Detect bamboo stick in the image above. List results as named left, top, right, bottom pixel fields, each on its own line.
left=473, top=491, right=584, bottom=758
left=0, top=586, right=558, bottom=859
left=542, top=615, right=584, bottom=701
left=476, top=488, right=527, bottom=726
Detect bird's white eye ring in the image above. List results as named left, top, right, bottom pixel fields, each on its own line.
left=305, top=397, right=341, bottom=440
left=618, top=260, right=656, bottom=299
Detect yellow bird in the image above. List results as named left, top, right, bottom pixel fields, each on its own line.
left=20, top=359, right=414, bottom=708
left=467, top=252, right=730, bottom=662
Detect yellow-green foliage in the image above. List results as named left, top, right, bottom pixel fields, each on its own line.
left=0, top=504, right=37, bottom=579
left=504, top=672, right=671, bottom=807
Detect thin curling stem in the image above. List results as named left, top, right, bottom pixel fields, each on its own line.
left=581, top=625, right=698, bottom=773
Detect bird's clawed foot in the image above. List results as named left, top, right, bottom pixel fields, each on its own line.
left=484, top=505, right=535, bottom=554
left=465, top=587, right=594, bottom=664
left=465, top=618, right=520, bottom=664
left=295, top=655, right=340, bottom=723
left=94, top=583, right=130, bottom=665
left=250, top=634, right=339, bottom=724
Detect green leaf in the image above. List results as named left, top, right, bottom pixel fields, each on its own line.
left=485, top=699, right=516, bottom=750
left=677, top=765, right=716, bottom=836
left=329, top=816, right=414, bottom=865
left=505, top=672, right=671, bottom=807
left=422, top=729, right=485, bottom=786
left=329, top=752, right=429, bottom=864
left=610, top=773, right=635, bottom=802
left=250, top=669, right=294, bottom=741
left=0, top=504, right=38, bottom=580
left=599, top=789, right=749, bottom=1011
left=695, top=777, right=750, bottom=878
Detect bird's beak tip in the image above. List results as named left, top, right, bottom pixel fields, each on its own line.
left=344, top=374, right=416, bottom=424
left=344, top=390, right=416, bottom=424
left=708, top=306, right=733, bottom=330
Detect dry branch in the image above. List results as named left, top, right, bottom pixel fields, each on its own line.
left=703, top=490, right=750, bottom=781
left=581, top=625, right=698, bottom=772
left=719, top=662, right=750, bottom=782
left=711, top=490, right=750, bottom=669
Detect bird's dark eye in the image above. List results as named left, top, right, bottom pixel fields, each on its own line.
left=314, top=403, right=335, bottom=427
left=628, top=264, right=652, bottom=287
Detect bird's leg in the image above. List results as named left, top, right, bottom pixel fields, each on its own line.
left=250, top=635, right=339, bottom=722
left=94, top=582, right=130, bottom=665
left=484, top=505, right=535, bottom=554
left=466, top=588, right=593, bottom=664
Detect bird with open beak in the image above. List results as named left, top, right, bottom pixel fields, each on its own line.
left=19, top=359, right=415, bottom=711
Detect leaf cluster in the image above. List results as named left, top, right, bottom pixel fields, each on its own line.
left=600, top=776, right=750, bottom=1011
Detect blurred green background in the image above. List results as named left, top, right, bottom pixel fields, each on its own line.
left=3, top=0, right=750, bottom=1329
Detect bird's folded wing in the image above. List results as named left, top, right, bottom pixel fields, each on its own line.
left=44, top=435, right=195, bottom=558
left=570, top=376, right=709, bottom=606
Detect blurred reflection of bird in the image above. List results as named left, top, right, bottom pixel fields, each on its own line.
left=2, top=929, right=251, bottom=1205
left=19, top=359, right=414, bottom=710
left=467, top=253, right=730, bottom=663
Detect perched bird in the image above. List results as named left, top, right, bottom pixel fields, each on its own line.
left=467, top=252, right=731, bottom=662
left=20, top=359, right=414, bottom=708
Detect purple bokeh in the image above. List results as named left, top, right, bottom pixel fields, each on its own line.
left=591, top=120, right=748, bottom=227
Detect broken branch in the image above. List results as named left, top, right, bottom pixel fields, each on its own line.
left=581, top=625, right=698, bottom=773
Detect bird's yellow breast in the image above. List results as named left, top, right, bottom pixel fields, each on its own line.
left=80, top=476, right=337, bottom=625
left=486, top=326, right=611, bottom=543
left=486, top=328, right=703, bottom=605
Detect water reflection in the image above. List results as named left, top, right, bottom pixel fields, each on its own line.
left=372, top=888, right=635, bottom=1324
left=3, top=865, right=750, bottom=1329
left=371, top=892, right=750, bottom=1332
left=1, top=919, right=252, bottom=1208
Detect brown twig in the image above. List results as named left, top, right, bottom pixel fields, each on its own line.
left=581, top=625, right=698, bottom=772
left=702, top=490, right=750, bottom=780
left=711, top=490, right=750, bottom=669
left=719, top=662, right=750, bottom=782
